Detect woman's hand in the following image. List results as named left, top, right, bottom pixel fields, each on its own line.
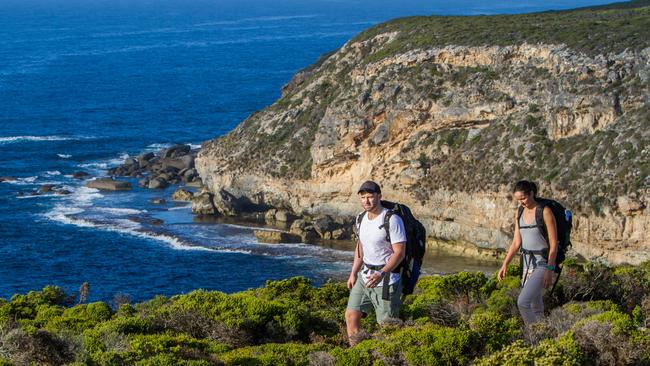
left=543, top=269, right=554, bottom=288
left=497, top=265, right=507, bottom=281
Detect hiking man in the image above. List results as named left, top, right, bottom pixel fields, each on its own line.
left=345, top=180, right=406, bottom=345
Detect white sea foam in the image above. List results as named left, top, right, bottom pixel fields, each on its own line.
left=2, top=176, right=38, bottom=185
left=188, top=143, right=201, bottom=150
left=44, top=205, right=217, bottom=252
left=96, top=207, right=146, bottom=215
left=79, top=154, right=127, bottom=171
left=16, top=194, right=53, bottom=199
left=0, top=135, right=95, bottom=145
left=45, top=171, right=61, bottom=176
left=66, top=186, right=103, bottom=206
left=167, top=205, right=191, bottom=211
left=57, top=154, right=72, bottom=159
left=147, top=143, right=173, bottom=149
left=191, top=15, right=319, bottom=28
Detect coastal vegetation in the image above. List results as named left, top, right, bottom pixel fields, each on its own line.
left=1, top=260, right=649, bottom=365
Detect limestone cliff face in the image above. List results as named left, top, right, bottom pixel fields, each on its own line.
left=197, top=4, right=650, bottom=265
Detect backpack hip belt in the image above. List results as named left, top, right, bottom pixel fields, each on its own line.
left=363, top=263, right=392, bottom=301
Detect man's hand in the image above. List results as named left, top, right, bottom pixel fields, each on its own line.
left=347, top=272, right=358, bottom=289
left=364, top=271, right=383, bottom=288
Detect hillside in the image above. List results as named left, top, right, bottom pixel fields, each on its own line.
left=196, top=1, right=650, bottom=264
left=0, top=262, right=649, bottom=364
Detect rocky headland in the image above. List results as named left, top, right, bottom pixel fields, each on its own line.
left=191, top=1, right=650, bottom=264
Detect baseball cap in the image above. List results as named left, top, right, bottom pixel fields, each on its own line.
left=357, top=180, right=381, bottom=194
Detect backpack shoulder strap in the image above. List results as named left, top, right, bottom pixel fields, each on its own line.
left=517, top=206, right=524, bottom=223
left=380, top=210, right=393, bottom=243
left=354, top=211, right=366, bottom=259
left=535, top=202, right=549, bottom=242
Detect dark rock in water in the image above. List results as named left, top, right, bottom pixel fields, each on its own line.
left=138, top=152, right=155, bottom=164
left=183, top=168, right=198, bottom=179
left=300, top=229, right=320, bottom=244
left=86, top=178, right=132, bottom=191
left=124, top=157, right=138, bottom=167
left=30, top=191, right=39, bottom=196
left=139, top=178, right=150, bottom=188
left=0, top=176, right=17, bottom=182
left=192, top=192, right=217, bottom=215
left=150, top=198, right=166, bottom=204
left=128, top=216, right=164, bottom=226
left=172, top=188, right=194, bottom=201
left=186, top=179, right=203, bottom=188
left=55, top=189, right=72, bottom=195
left=254, top=230, right=302, bottom=244
left=161, top=144, right=191, bottom=159
left=148, top=178, right=169, bottom=189
left=162, top=155, right=194, bottom=171
left=275, top=210, right=296, bottom=223
left=213, top=189, right=252, bottom=216
left=38, top=184, right=56, bottom=193
left=313, top=215, right=336, bottom=237
left=72, top=171, right=90, bottom=179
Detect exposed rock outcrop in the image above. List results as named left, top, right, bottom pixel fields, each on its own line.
left=196, top=4, right=650, bottom=265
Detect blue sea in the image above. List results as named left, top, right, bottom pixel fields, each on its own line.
left=0, top=0, right=622, bottom=303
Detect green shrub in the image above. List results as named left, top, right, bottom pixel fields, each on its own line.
left=128, top=333, right=229, bottom=360
left=468, top=310, right=521, bottom=354
left=44, top=302, right=113, bottom=333
left=473, top=337, right=583, bottom=366
left=1, top=286, right=67, bottom=323
left=330, top=339, right=391, bottom=366
left=134, top=353, right=212, bottom=366
left=485, top=276, right=520, bottom=318
left=394, top=325, right=473, bottom=366
left=219, top=342, right=326, bottom=366
left=572, top=318, right=648, bottom=365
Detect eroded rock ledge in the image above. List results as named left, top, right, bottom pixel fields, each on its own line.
left=196, top=8, right=650, bottom=265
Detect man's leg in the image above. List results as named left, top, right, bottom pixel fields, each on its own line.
left=345, top=308, right=363, bottom=344
left=371, top=280, right=402, bottom=324
left=345, top=276, right=371, bottom=346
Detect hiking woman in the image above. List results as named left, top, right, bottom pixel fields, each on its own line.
left=497, top=180, right=558, bottom=324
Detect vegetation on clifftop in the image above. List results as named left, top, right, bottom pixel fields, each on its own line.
left=1, top=261, right=649, bottom=365
left=353, top=0, right=650, bottom=60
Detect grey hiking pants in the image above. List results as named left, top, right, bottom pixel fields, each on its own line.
left=518, top=256, right=546, bottom=324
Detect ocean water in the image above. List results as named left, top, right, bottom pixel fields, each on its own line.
left=0, top=0, right=622, bottom=303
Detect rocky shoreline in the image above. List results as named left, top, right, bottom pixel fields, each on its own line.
left=101, top=144, right=357, bottom=246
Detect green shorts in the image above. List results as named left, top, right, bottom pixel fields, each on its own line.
left=346, top=273, right=402, bottom=324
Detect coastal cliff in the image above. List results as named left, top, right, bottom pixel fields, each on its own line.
left=196, top=1, right=650, bottom=265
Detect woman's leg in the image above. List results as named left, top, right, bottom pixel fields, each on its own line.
left=517, top=266, right=545, bottom=324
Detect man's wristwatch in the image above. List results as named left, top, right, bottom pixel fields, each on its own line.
left=378, top=270, right=386, bottom=278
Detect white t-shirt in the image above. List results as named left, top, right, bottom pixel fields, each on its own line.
left=358, top=208, right=406, bottom=286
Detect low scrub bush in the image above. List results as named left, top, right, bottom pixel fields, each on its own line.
left=219, top=342, right=326, bottom=366
left=468, top=310, right=521, bottom=354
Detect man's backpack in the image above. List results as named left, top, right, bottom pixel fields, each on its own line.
left=517, top=198, right=572, bottom=291
left=355, top=200, right=426, bottom=299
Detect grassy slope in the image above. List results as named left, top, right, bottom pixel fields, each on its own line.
left=0, top=261, right=649, bottom=364
left=353, top=0, right=650, bottom=61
